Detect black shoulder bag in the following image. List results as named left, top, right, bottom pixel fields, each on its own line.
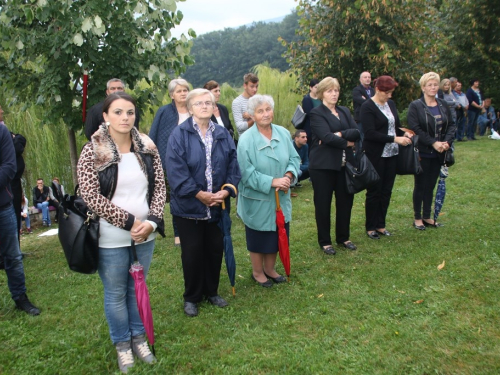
left=58, top=185, right=100, bottom=274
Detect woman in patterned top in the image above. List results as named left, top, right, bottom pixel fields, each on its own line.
left=77, top=92, right=166, bottom=373
left=360, top=76, right=413, bottom=240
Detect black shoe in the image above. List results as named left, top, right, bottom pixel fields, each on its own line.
left=251, top=274, right=273, bottom=288
left=423, top=220, right=444, bottom=228
left=413, top=222, right=426, bottom=231
left=367, top=231, right=380, bottom=240
left=295, top=183, right=303, bottom=188
left=183, top=302, right=198, bottom=317
left=264, top=273, right=287, bottom=283
left=320, top=245, right=336, bottom=255
left=15, top=294, right=40, bottom=316
left=207, top=295, right=228, bottom=307
left=337, top=241, right=357, bottom=250
left=376, top=230, right=393, bottom=236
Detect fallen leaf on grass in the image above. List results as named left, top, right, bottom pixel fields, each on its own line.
left=304, top=199, right=310, bottom=202
left=438, top=212, right=445, bottom=216
left=437, top=260, right=445, bottom=270
left=414, top=299, right=424, bottom=304
left=317, top=294, right=324, bottom=298
left=237, top=275, right=245, bottom=279
left=397, top=290, right=406, bottom=294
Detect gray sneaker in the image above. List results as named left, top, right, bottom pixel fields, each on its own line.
left=132, top=334, right=156, bottom=363
left=116, top=341, right=134, bottom=373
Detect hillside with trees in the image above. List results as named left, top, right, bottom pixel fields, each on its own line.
left=182, top=12, right=300, bottom=87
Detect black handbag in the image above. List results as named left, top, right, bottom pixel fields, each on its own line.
left=58, top=186, right=99, bottom=274
left=291, top=105, right=306, bottom=129
left=396, top=135, right=423, bottom=175
left=444, top=149, right=455, bottom=167
left=345, top=150, right=380, bottom=194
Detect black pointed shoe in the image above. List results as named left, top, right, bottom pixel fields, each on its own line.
left=320, top=245, right=336, bottom=255
left=337, top=241, right=357, bottom=250
left=264, top=273, right=287, bottom=283
left=376, top=230, right=393, bottom=236
left=367, top=231, right=380, bottom=240
left=15, top=293, right=40, bottom=316
left=413, top=222, right=426, bottom=231
left=251, top=274, right=273, bottom=288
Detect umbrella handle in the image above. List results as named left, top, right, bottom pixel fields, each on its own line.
left=275, top=190, right=281, bottom=210
left=221, top=183, right=238, bottom=210
left=131, top=240, right=138, bottom=263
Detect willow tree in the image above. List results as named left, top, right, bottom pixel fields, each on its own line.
left=0, top=0, right=195, bottom=184
left=283, top=0, right=441, bottom=108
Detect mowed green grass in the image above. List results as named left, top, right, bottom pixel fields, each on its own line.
left=1, top=138, right=499, bottom=374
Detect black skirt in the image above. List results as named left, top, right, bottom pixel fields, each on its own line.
left=245, top=223, right=289, bottom=254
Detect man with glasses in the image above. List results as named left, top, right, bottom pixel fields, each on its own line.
left=84, top=78, right=140, bottom=140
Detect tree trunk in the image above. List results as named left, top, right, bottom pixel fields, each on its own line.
left=67, top=128, right=79, bottom=187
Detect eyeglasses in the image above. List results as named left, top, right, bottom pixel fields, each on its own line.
left=193, top=101, right=214, bottom=107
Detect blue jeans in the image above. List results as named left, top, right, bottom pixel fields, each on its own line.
left=455, top=113, right=466, bottom=140
left=98, top=240, right=155, bottom=344
left=21, top=214, right=31, bottom=229
left=0, top=204, right=27, bottom=300
left=467, top=111, right=479, bottom=139
left=36, top=201, right=50, bottom=224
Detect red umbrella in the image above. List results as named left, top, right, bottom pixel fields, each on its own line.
left=275, top=190, right=290, bottom=281
left=129, top=240, right=155, bottom=355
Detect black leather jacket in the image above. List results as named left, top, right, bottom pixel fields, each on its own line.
left=407, top=97, right=456, bottom=159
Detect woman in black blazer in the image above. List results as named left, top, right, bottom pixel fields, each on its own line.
left=204, top=80, right=235, bottom=140
left=309, top=77, right=360, bottom=254
left=360, top=76, right=413, bottom=239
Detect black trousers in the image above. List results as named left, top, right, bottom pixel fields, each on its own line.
left=174, top=216, right=224, bottom=303
left=365, top=155, right=397, bottom=231
left=310, top=168, right=354, bottom=245
left=413, top=157, right=441, bottom=220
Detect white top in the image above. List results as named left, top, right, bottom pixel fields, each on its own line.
left=99, top=152, right=156, bottom=248
left=178, top=112, right=190, bottom=125
left=232, top=95, right=250, bottom=136
left=215, top=116, right=225, bottom=127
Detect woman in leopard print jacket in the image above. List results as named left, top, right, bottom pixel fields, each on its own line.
left=77, top=92, right=166, bottom=373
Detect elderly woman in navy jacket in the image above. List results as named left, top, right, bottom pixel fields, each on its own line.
left=361, top=76, right=413, bottom=240
left=166, top=88, right=241, bottom=318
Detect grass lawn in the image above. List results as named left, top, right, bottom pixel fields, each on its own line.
left=1, top=137, right=499, bottom=374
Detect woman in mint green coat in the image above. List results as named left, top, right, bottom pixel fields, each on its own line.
left=237, top=95, right=300, bottom=288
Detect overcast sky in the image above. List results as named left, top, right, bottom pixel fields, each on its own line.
left=171, top=0, right=298, bottom=38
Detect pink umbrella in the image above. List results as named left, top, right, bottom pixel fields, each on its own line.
left=129, top=241, right=155, bottom=355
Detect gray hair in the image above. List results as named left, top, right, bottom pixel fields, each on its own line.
left=247, top=94, right=275, bottom=115
left=168, top=78, right=190, bottom=95
left=106, top=78, right=125, bottom=90
left=186, top=88, right=215, bottom=111
left=449, top=77, right=457, bottom=83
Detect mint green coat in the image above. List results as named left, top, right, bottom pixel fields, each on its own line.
left=237, top=124, right=300, bottom=231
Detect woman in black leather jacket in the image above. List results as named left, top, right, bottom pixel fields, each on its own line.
left=407, top=72, right=456, bottom=230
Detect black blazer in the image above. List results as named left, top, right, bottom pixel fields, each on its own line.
left=309, top=104, right=360, bottom=171
left=352, top=84, right=374, bottom=122
left=360, top=99, right=404, bottom=165
left=211, top=103, right=235, bottom=138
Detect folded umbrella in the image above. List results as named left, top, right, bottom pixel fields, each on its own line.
left=275, top=190, right=290, bottom=281
left=217, top=183, right=238, bottom=296
left=433, top=165, right=449, bottom=223
left=129, top=240, right=155, bottom=355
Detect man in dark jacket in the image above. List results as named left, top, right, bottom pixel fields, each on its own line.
left=84, top=78, right=140, bottom=140
left=0, top=109, right=41, bottom=315
left=465, top=78, right=483, bottom=140
left=32, top=178, right=58, bottom=226
left=352, top=71, right=374, bottom=142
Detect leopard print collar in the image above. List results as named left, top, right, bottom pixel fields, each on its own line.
left=90, top=124, right=157, bottom=172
